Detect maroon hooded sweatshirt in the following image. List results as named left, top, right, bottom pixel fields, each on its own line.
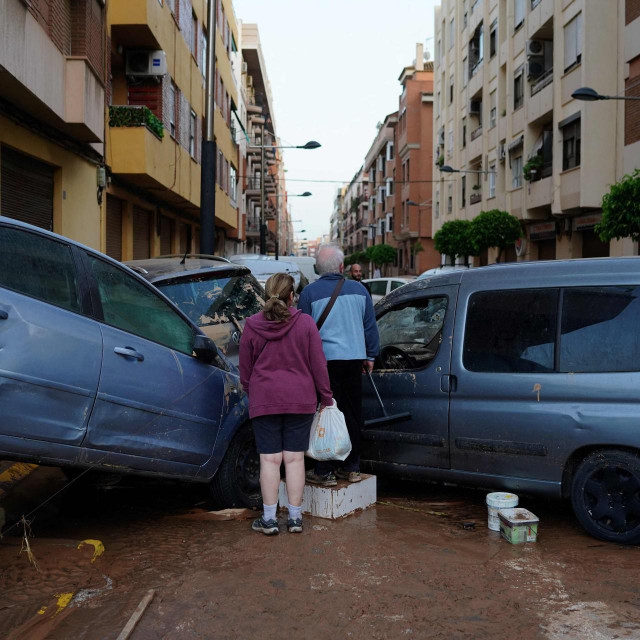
left=239, top=308, right=333, bottom=419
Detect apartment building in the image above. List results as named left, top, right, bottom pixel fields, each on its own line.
left=241, top=23, right=286, bottom=255
left=364, top=112, right=399, bottom=273
left=0, top=0, right=106, bottom=246
left=342, top=167, right=369, bottom=256
left=106, top=0, right=240, bottom=260
left=434, top=0, right=636, bottom=263
left=395, top=47, right=440, bottom=274
left=623, top=1, right=640, bottom=178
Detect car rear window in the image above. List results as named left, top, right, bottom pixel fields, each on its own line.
left=157, top=274, right=264, bottom=327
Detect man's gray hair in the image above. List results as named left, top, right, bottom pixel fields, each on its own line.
left=316, top=243, right=344, bottom=275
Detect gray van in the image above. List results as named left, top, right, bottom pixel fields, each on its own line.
left=362, top=258, right=640, bottom=544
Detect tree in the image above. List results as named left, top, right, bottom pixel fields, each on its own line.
left=470, top=209, right=522, bottom=262
left=369, top=243, right=397, bottom=267
left=596, top=169, right=640, bottom=243
left=433, top=220, right=476, bottom=264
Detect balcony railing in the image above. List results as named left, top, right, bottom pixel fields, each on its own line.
left=531, top=0, right=542, bottom=8
left=246, top=176, right=261, bottom=190
left=470, top=125, right=483, bottom=141
left=470, top=192, right=482, bottom=205
left=530, top=67, right=553, bottom=96
left=108, top=105, right=164, bottom=139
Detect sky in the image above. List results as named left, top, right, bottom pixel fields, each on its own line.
left=233, top=0, right=439, bottom=244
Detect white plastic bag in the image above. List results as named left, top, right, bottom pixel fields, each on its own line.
left=306, top=400, right=352, bottom=461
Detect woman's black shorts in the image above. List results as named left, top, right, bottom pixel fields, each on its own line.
left=252, top=413, right=314, bottom=454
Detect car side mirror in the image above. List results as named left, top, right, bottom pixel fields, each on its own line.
left=193, top=334, right=218, bottom=364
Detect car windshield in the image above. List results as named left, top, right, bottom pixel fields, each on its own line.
left=156, top=274, right=264, bottom=327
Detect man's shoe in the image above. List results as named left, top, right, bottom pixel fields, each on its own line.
left=305, top=469, right=337, bottom=487
left=336, top=469, right=362, bottom=483
left=287, top=517, right=303, bottom=533
left=251, top=517, right=279, bottom=535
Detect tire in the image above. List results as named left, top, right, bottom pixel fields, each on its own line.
left=210, top=423, right=262, bottom=509
left=571, top=449, right=640, bottom=544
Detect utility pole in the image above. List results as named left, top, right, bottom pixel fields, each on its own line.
left=259, top=121, right=266, bottom=254
left=200, top=0, right=217, bottom=254
left=274, top=184, right=280, bottom=260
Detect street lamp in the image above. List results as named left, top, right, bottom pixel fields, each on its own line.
left=256, top=136, right=320, bottom=255
left=572, top=86, right=640, bottom=102
left=272, top=192, right=312, bottom=260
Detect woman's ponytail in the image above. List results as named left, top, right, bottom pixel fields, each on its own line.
left=263, top=273, right=295, bottom=322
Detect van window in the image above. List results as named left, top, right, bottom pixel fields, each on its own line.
left=376, top=297, right=447, bottom=370
left=464, top=289, right=558, bottom=372
left=560, top=286, right=640, bottom=372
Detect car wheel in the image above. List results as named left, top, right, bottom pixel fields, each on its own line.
left=210, top=423, right=262, bottom=509
left=571, top=449, right=640, bottom=544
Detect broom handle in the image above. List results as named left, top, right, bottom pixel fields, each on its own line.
left=366, top=369, right=388, bottom=417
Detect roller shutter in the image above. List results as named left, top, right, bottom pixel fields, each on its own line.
left=106, top=195, right=123, bottom=261
left=132, top=206, right=151, bottom=259
left=1, top=146, right=54, bottom=230
left=160, top=215, right=173, bottom=255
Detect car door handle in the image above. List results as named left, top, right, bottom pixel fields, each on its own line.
left=440, top=374, right=457, bottom=393
left=114, top=346, right=144, bottom=361
left=0, top=310, right=8, bottom=320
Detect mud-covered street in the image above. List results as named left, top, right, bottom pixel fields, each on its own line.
left=1, top=468, right=640, bottom=640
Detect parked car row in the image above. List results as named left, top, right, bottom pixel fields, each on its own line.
left=2, top=217, right=640, bottom=544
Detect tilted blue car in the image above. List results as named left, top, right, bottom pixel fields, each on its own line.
left=0, top=217, right=260, bottom=508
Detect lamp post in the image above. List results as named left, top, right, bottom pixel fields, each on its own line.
left=273, top=192, right=311, bottom=260
left=252, top=138, right=320, bottom=254
left=571, top=87, right=640, bottom=101
left=200, top=0, right=217, bottom=255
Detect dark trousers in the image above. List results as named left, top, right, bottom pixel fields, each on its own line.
left=316, top=360, right=363, bottom=474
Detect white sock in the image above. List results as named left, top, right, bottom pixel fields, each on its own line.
left=263, top=503, right=277, bottom=522
left=288, top=504, right=302, bottom=521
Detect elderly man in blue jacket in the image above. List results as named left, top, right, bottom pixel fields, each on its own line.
left=298, top=243, right=379, bottom=485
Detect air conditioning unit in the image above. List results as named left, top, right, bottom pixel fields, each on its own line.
left=499, top=143, right=506, bottom=162
left=469, top=99, right=481, bottom=115
left=126, top=50, right=167, bottom=77
left=526, top=39, right=544, bottom=57
left=527, top=57, right=545, bottom=79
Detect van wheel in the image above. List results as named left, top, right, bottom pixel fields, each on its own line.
left=210, top=423, right=262, bottom=509
left=571, top=449, right=640, bottom=544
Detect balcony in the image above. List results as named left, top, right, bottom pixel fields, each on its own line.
left=108, top=112, right=204, bottom=216
left=469, top=191, right=482, bottom=205
left=470, top=126, right=483, bottom=141
left=527, top=175, right=553, bottom=210
left=110, top=0, right=166, bottom=51
left=531, top=68, right=553, bottom=97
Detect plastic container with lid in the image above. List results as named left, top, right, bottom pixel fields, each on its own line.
left=486, top=492, right=519, bottom=531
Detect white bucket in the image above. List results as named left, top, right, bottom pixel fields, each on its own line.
left=486, top=492, right=518, bottom=531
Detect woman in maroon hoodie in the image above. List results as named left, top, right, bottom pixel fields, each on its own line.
left=239, top=273, right=333, bottom=535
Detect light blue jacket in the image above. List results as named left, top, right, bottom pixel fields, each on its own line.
left=298, top=273, right=380, bottom=362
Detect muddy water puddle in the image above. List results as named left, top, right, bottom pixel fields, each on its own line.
left=1, top=471, right=640, bottom=639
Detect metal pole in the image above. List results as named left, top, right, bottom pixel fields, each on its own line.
left=259, top=122, right=266, bottom=254
left=275, top=187, right=280, bottom=260
left=200, top=0, right=217, bottom=254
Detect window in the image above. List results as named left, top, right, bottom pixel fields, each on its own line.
left=376, top=296, right=448, bottom=370
left=189, top=110, right=196, bottom=156
left=87, top=256, right=195, bottom=355
left=449, top=18, right=455, bottom=48
left=435, top=191, right=440, bottom=218
left=461, top=175, right=466, bottom=207
left=157, top=274, right=263, bottom=328
left=564, top=12, right=582, bottom=72
left=0, top=226, right=81, bottom=313
left=386, top=141, right=394, bottom=161
left=470, top=23, right=483, bottom=75
left=562, top=118, right=581, bottom=170
left=462, top=116, right=467, bottom=147
left=229, top=165, right=237, bottom=203
left=514, top=67, right=524, bottom=110
left=448, top=127, right=453, bottom=156
left=462, top=57, right=468, bottom=86
left=490, top=19, right=497, bottom=57
left=191, top=11, right=198, bottom=58
left=489, top=164, right=496, bottom=197
left=512, top=155, right=523, bottom=188
left=514, top=0, right=525, bottom=30
left=559, top=287, right=640, bottom=373
left=490, top=90, right=497, bottom=127
left=447, top=184, right=453, bottom=213
left=385, top=213, right=393, bottom=233
left=202, top=29, right=208, bottom=78
left=168, top=82, right=177, bottom=138
left=369, top=280, right=387, bottom=297
left=385, top=177, right=394, bottom=197
left=464, top=289, right=558, bottom=373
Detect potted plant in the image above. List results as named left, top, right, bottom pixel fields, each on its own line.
left=523, top=155, right=544, bottom=182
left=437, top=155, right=444, bottom=167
